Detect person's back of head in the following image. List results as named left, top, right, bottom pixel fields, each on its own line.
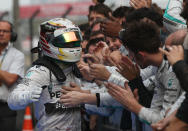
left=121, top=18, right=161, bottom=54
left=126, top=7, right=163, bottom=28
left=112, top=6, right=131, bottom=19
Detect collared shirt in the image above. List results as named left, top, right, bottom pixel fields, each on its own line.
left=139, top=60, right=182, bottom=124
left=0, top=43, right=24, bottom=102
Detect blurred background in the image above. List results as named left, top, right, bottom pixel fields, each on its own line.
left=0, top=0, right=168, bottom=130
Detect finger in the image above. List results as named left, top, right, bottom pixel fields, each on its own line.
left=108, top=83, right=124, bottom=93
left=87, top=59, right=93, bottom=66
left=59, top=98, right=70, bottom=103
left=61, top=86, right=72, bottom=91
left=121, top=55, right=133, bottom=66
left=129, top=1, right=136, bottom=8
left=90, top=64, right=97, bottom=69
left=108, top=86, right=123, bottom=98
left=60, top=89, right=69, bottom=94
left=108, top=89, right=118, bottom=97
left=120, top=61, right=131, bottom=70
left=70, top=82, right=78, bottom=88
left=130, top=0, right=139, bottom=9
left=135, top=64, right=140, bottom=74
left=107, top=57, right=116, bottom=66
left=60, top=94, right=71, bottom=99
left=124, top=82, right=130, bottom=91
left=166, top=46, right=173, bottom=51
left=116, top=63, right=123, bottom=71
left=159, top=47, right=170, bottom=56
left=177, top=45, right=183, bottom=51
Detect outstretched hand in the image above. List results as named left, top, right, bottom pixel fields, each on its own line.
left=130, top=0, right=152, bottom=9
left=90, top=64, right=111, bottom=81
left=100, top=20, right=122, bottom=37
left=106, top=82, right=141, bottom=114
left=116, top=55, right=140, bottom=80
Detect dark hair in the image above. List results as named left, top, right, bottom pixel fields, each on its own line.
left=113, top=6, right=132, bottom=18
left=90, top=30, right=104, bottom=38
left=89, top=4, right=112, bottom=19
left=150, top=3, right=164, bottom=17
left=83, top=33, right=90, bottom=41
left=122, top=19, right=161, bottom=54
left=97, top=0, right=105, bottom=4
left=126, top=8, right=163, bottom=27
left=181, top=0, right=188, bottom=20
left=79, top=23, right=90, bottom=33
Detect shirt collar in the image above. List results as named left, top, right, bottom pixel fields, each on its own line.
left=1, top=43, right=11, bottom=56
left=158, top=59, right=166, bottom=73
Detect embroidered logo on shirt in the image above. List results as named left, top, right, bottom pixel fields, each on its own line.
left=168, top=79, right=173, bottom=87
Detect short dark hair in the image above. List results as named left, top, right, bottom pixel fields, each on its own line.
left=90, top=30, right=103, bottom=38
left=126, top=8, right=163, bottom=27
left=113, top=6, right=132, bottom=18
left=181, top=0, right=188, bottom=20
left=97, top=0, right=105, bottom=4
left=122, top=18, right=161, bottom=54
left=79, top=23, right=90, bottom=33
left=89, top=4, right=112, bottom=19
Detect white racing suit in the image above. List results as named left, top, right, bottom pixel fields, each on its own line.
left=138, top=60, right=183, bottom=124
left=163, top=0, right=187, bottom=33
left=8, top=65, right=81, bottom=131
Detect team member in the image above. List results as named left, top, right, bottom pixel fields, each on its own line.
left=0, top=20, right=24, bottom=131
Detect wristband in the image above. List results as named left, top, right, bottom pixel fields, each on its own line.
left=96, top=93, right=100, bottom=107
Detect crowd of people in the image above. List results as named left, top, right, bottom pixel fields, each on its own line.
left=0, top=0, right=188, bottom=131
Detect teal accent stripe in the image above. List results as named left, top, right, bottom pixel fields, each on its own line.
left=164, top=0, right=186, bottom=25
left=164, top=13, right=186, bottom=25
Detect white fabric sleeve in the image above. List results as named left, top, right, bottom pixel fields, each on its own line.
left=106, top=66, right=128, bottom=87
left=90, top=87, right=107, bottom=94
left=167, top=91, right=186, bottom=116
left=163, top=0, right=187, bottom=33
left=138, top=107, right=164, bottom=124
left=140, top=66, right=157, bottom=81
left=100, top=92, right=123, bottom=108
